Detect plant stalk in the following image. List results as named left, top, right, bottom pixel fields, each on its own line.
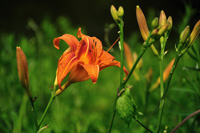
left=108, top=18, right=125, bottom=133
left=171, top=109, right=200, bottom=133
left=156, top=35, right=166, bottom=133
left=123, top=49, right=146, bottom=85
left=162, top=54, right=181, bottom=99
left=38, top=88, right=56, bottom=128
left=119, top=20, right=125, bottom=89
left=133, top=116, right=153, bottom=133
left=30, top=98, right=39, bottom=131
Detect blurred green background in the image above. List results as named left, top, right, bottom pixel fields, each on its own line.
left=1, top=0, right=200, bottom=132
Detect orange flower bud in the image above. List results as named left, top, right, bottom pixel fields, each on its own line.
left=159, top=10, right=167, bottom=26
left=16, top=47, right=32, bottom=98
left=189, top=20, right=200, bottom=47
left=157, top=23, right=169, bottom=36
left=136, top=5, right=149, bottom=41
left=178, top=20, right=200, bottom=54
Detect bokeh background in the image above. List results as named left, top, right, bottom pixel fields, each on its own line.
left=1, top=0, right=200, bottom=132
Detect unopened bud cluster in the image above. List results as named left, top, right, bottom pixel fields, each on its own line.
left=150, top=10, right=172, bottom=39
left=110, top=5, right=124, bottom=23
left=136, top=5, right=172, bottom=47
left=177, top=20, right=200, bottom=55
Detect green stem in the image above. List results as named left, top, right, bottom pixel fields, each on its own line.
left=162, top=54, right=181, bottom=99
left=156, top=54, right=181, bottom=133
left=108, top=18, right=125, bottom=133
left=123, top=31, right=154, bottom=86
left=123, top=49, right=146, bottom=85
left=30, top=98, right=39, bottom=131
left=108, top=28, right=155, bottom=133
left=171, top=109, right=200, bottom=133
left=156, top=36, right=166, bottom=133
left=133, top=116, right=153, bottom=133
left=119, top=20, right=125, bottom=88
left=38, top=90, right=56, bottom=128
left=108, top=105, right=117, bottom=133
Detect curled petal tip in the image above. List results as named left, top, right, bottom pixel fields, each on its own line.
left=53, top=38, right=60, bottom=49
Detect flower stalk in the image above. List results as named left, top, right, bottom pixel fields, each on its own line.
left=156, top=35, right=167, bottom=133
left=38, top=85, right=56, bottom=128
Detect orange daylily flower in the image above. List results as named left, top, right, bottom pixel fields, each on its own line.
left=54, top=28, right=129, bottom=94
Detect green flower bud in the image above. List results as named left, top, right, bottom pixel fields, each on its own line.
left=167, top=16, right=173, bottom=30
left=160, top=36, right=165, bottom=44
left=188, top=20, right=200, bottom=47
left=179, top=26, right=190, bottom=44
left=110, top=5, right=119, bottom=21
left=151, top=17, right=159, bottom=29
left=118, top=6, right=124, bottom=17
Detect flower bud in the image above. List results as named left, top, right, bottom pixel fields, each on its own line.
left=157, top=23, right=169, bottom=36
left=159, top=10, right=167, bottom=26
left=167, top=16, right=173, bottom=30
left=136, top=5, right=149, bottom=41
left=16, top=47, right=32, bottom=98
left=151, top=28, right=159, bottom=36
left=151, top=17, right=159, bottom=29
left=188, top=20, right=200, bottom=47
left=118, top=6, right=124, bottom=17
left=111, top=5, right=119, bottom=22
left=179, top=26, right=190, bottom=44
left=160, top=36, right=165, bottom=44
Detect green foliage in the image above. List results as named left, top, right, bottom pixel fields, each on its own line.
left=116, top=88, right=137, bottom=126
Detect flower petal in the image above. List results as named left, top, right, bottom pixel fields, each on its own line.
left=68, top=64, right=90, bottom=83
left=57, top=50, right=79, bottom=89
left=76, top=37, right=90, bottom=62
left=98, top=51, right=115, bottom=64
left=76, top=28, right=103, bottom=64
left=99, top=60, right=129, bottom=78
left=82, top=64, right=99, bottom=83
left=53, top=34, right=79, bottom=52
